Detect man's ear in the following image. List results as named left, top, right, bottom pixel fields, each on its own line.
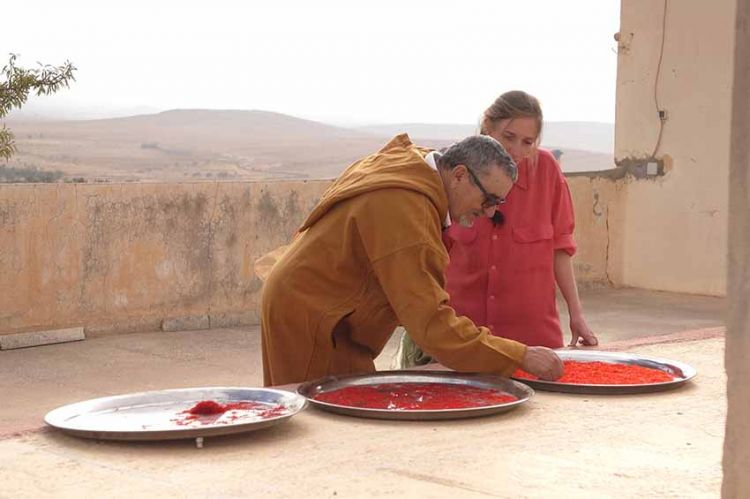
left=452, top=164, right=467, bottom=183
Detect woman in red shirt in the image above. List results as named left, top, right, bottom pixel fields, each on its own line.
left=397, top=91, right=597, bottom=367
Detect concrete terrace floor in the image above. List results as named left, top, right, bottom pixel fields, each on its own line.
left=0, top=286, right=727, bottom=497
left=1, top=286, right=725, bottom=437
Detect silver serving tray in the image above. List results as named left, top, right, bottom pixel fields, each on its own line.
left=297, top=370, right=533, bottom=420
left=511, top=350, right=697, bottom=394
left=44, top=387, right=307, bottom=443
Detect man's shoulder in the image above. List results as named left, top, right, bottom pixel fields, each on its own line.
left=352, top=187, right=443, bottom=228
left=357, top=186, right=438, bottom=209
left=352, top=187, right=445, bottom=253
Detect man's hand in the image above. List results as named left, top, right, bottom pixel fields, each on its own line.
left=520, top=346, right=564, bottom=381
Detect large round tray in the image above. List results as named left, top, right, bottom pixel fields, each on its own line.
left=44, top=387, right=307, bottom=442
left=297, top=370, right=533, bottom=421
left=512, top=350, right=697, bottom=394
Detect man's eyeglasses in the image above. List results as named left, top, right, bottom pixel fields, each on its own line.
left=465, top=166, right=506, bottom=209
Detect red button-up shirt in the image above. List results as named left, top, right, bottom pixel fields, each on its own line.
left=444, top=149, right=576, bottom=348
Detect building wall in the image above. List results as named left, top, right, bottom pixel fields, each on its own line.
left=0, top=176, right=616, bottom=336
left=614, top=0, right=735, bottom=295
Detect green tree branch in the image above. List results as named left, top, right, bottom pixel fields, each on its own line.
left=0, top=53, right=77, bottom=160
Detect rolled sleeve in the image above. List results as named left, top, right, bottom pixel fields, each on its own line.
left=554, top=233, right=577, bottom=256
left=552, top=176, right=577, bottom=256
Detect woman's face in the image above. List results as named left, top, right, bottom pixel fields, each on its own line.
left=487, top=117, right=539, bottom=164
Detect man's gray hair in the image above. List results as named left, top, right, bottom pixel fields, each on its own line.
left=438, top=135, right=517, bottom=182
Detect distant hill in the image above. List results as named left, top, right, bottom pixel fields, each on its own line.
left=102, top=109, right=358, bottom=138
left=542, top=122, right=614, bottom=155
left=5, top=110, right=614, bottom=182
left=357, top=121, right=614, bottom=173
left=8, top=103, right=162, bottom=121
left=357, top=123, right=477, bottom=142
left=7, top=110, right=388, bottom=181
left=357, top=121, right=614, bottom=155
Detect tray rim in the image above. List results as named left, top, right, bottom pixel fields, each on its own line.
left=297, top=370, right=534, bottom=421
left=44, top=386, right=308, bottom=441
left=510, top=349, right=698, bottom=394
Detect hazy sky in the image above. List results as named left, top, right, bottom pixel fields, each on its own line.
left=5, top=1, right=621, bottom=124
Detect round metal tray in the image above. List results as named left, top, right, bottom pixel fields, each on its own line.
left=297, top=370, right=533, bottom=420
left=44, top=387, right=307, bottom=443
left=511, top=350, right=697, bottom=394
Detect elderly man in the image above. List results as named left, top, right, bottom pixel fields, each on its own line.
left=260, top=134, right=563, bottom=386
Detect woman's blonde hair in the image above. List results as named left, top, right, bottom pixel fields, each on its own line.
left=480, top=90, right=543, bottom=147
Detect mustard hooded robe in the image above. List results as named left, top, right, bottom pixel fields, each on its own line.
left=260, top=134, right=527, bottom=386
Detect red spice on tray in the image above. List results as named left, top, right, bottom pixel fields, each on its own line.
left=514, top=360, right=675, bottom=384
left=173, top=400, right=288, bottom=426
left=313, top=383, right=517, bottom=410
left=187, top=400, right=227, bottom=415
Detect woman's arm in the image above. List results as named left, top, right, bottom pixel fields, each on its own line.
left=554, top=250, right=598, bottom=346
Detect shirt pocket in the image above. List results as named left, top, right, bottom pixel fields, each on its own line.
left=445, top=224, right=483, bottom=273
left=511, top=223, right=554, bottom=272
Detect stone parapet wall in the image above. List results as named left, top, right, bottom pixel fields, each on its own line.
left=0, top=181, right=330, bottom=336
left=0, top=176, right=617, bottom=337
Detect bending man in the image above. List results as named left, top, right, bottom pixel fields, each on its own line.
left=260, top=134, right=563, bottom=386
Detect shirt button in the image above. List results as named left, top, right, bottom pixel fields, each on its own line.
left=489, top=295, right=495, bottom=300
left=490, top=265, right=497, bottom=271
left=492, top=235, right=498, bottom=240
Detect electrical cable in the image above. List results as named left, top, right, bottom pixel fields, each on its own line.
left=650, top=0, right=669, bottom=159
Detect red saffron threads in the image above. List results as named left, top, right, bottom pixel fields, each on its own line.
left=173, top=400, right=289, bottom=426
left=514, top=360, right=675, bottom=384
left=313, top=383, right=517, bottom=410
left=188, top=400, right=227, bottom=415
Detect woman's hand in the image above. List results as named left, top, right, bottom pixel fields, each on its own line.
left=569, top=313, right=598, bottom=347
left=554, top=251, right=598, bottom=347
